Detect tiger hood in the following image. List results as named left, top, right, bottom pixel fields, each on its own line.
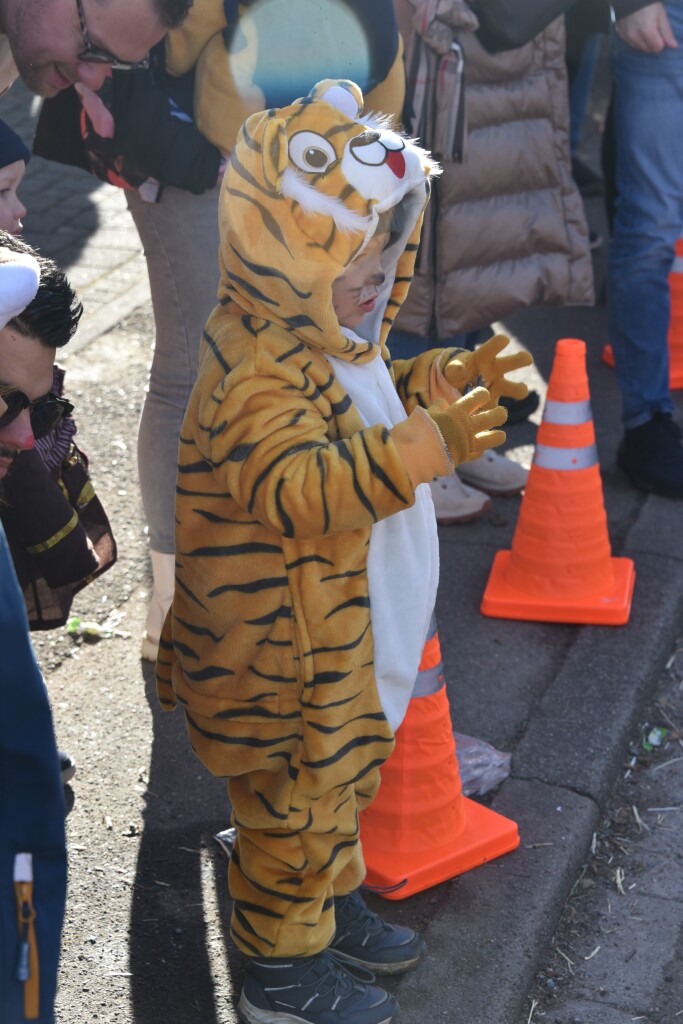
left=217, top=78, right=441, bottom=362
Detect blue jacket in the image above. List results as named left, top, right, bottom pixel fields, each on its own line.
left=0, top=523, right=66, bottom=1024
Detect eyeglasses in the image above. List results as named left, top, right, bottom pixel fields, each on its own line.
left=75, top=0, right=149, bottom=71
left=0, top=389, right=74, bottom=439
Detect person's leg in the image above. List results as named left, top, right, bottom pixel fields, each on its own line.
left=229, top=769, right=405, bottom=1024
left=607, top=18, right=683, bottom=495
left=607, top=31, right=683, bottom=427
left=126, top=184, right=221, bottom=653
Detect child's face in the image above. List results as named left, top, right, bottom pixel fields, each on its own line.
left=0, top=160, right=27, bottom=236
left=332, top=233, right=388, bottom=330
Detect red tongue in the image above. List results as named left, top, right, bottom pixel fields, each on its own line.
left=385, top=149, right=405, bottom=179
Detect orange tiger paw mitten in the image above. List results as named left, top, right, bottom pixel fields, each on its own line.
left=391, top=387, right=507, bottom=489
left=441, top=333, right=533, bottom=410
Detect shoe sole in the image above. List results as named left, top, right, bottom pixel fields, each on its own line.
left=436, top=497, right=492, bottom=525
left=238, top=992, right=397, bottom=1024
left=61, top=764, right=76, bottom=785
left=454, top=481, right=525, bottom=497
left=330, top=945, right=426, bottom=975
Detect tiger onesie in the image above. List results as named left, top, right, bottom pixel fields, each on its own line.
left=157, top=78, right=493, bottom=959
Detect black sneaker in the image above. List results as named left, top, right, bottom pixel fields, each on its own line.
left=499, top=389, right=540, bottom=426
left=330, top=889, right=426, bottom=975
left=239, top=950, right=398, bottom=1024
left=617, top=413, right=683, bottom=498
left=59, top=750, right=76, bottom=785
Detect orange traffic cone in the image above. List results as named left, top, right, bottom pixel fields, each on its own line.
left=602, top=237, right=683, bottom=387
left=481, top=338, right=635, bottom=625
left=359, top=621, right=519, bottom=900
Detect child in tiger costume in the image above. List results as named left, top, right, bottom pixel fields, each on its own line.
left=156, top=78, right=531, bottom=1024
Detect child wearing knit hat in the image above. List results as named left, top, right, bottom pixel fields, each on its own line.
left=0, top=119, right=30, bottom=235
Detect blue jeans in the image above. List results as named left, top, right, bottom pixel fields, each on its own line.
left=607, top=1, right=683, bottom=428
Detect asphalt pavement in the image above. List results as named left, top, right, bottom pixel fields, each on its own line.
left=4, top=80, right=683, bottom=1024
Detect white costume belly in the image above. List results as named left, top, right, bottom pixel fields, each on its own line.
left=327, top=340, right=439, bottom=731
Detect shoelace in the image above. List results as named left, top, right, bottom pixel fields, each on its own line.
left=264, top=951, right=374, bottom=1010
left=335, top=890, right=393, bottom=942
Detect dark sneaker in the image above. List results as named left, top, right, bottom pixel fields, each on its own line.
left=239, top=950, right=398, bottom=1024
left=617, top=413, right=683, bottom=498
left=330, top=889, right=426, bottom=975
left=59, top=750, right=76, bottom=785
left=499, top=389, right=540, bottom=426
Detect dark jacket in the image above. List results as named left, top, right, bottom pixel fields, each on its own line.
left=0, top=522, right=66, bottom=1024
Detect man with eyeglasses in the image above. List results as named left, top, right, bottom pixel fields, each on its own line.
left=0, top=0, right=192, bottom=98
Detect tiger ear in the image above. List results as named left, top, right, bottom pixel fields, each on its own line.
left=261, top=114, right=289, bottom=192
left=309, top=79, right=364, bottom=120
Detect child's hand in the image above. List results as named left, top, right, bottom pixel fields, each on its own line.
left=428, top=387, right=507, bottom=465
left=442, top=334, right=533, bottom=409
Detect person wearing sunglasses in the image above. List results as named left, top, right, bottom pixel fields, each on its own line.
left=0, top=0, right=193, bottom=100
left=0, top=230, right=117, bottom=786
left=0, top=229, right=116, bottom=628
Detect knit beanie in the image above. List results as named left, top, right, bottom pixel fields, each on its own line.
left=0, top=119, right=30, bottom=168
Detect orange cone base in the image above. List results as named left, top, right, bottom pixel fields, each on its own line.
left=602, top=343, right=683, bottom=388
left=363, top=797, right=520, bottom=900
left=481, top=549, right=636, bottom=625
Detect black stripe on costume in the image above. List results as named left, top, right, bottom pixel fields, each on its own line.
left=227, top=270, right=280, bottom=306
left=308, top=711, right=387, bottom=734
left=337, top=443, right=376, bottom=520
left=255, top=789, right=288, bottom=821
left=324, top=596, right=370, bottom=619
left=301, top=733, right=392, bottom=770
left=178, top=459, right=213, bottom=475
left=302, top=669, right=351, bottom=688
left=174, top=616, right=224, bottom=643
left=231, top=849, right=316, bottom=904
left=183, top=541, right=282, bottom=557
left=360, top=431, right=410, bottom=505
left=175, top=574, right=209, bottom=611
left=172, top=638, right=200, bottom=661
left=184, top=665, right=235, bottom=682
left=317, top=838, right=359, bottom=873
left=230, top=243, right=312, bottom=299
left=213, top=705, right=300, bottom=721
left=208, top=576, right=288, bottom=597
left=285, top=554, right=334, bottom=570
left=203, top=328, right=232, bottom=374
left=245, top=605, right=292, bottom=626
left=186, top=711, right=302, bottom=748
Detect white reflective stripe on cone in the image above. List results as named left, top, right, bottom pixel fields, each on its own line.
left=543, top=398, right=593, bottom=424
left=672, top=256, right=683, bottom=273
left=533, top=443, right=598, bottom=470
left=413, top=663, right=443, bottom=697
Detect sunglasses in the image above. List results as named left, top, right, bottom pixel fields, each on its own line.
left=0, top=389, right=74, bottom=440
left=75, top=0, right=149, bottom=71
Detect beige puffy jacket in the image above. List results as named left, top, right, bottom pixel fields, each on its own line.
left=393, top=0, right=594, bottom=337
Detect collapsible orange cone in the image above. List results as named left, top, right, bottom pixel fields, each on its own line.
left=603, top=237, right=683, bottom=387
left=481, top=338, right=635, bottom=625
left=359, top=621, right=519, bottom=900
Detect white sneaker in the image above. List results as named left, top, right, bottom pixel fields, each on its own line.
left=429, top=473, right=491, bottom=525
left=457, top=450, right=528, bottom=496
left=141, top=550, right=175, bottom=662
